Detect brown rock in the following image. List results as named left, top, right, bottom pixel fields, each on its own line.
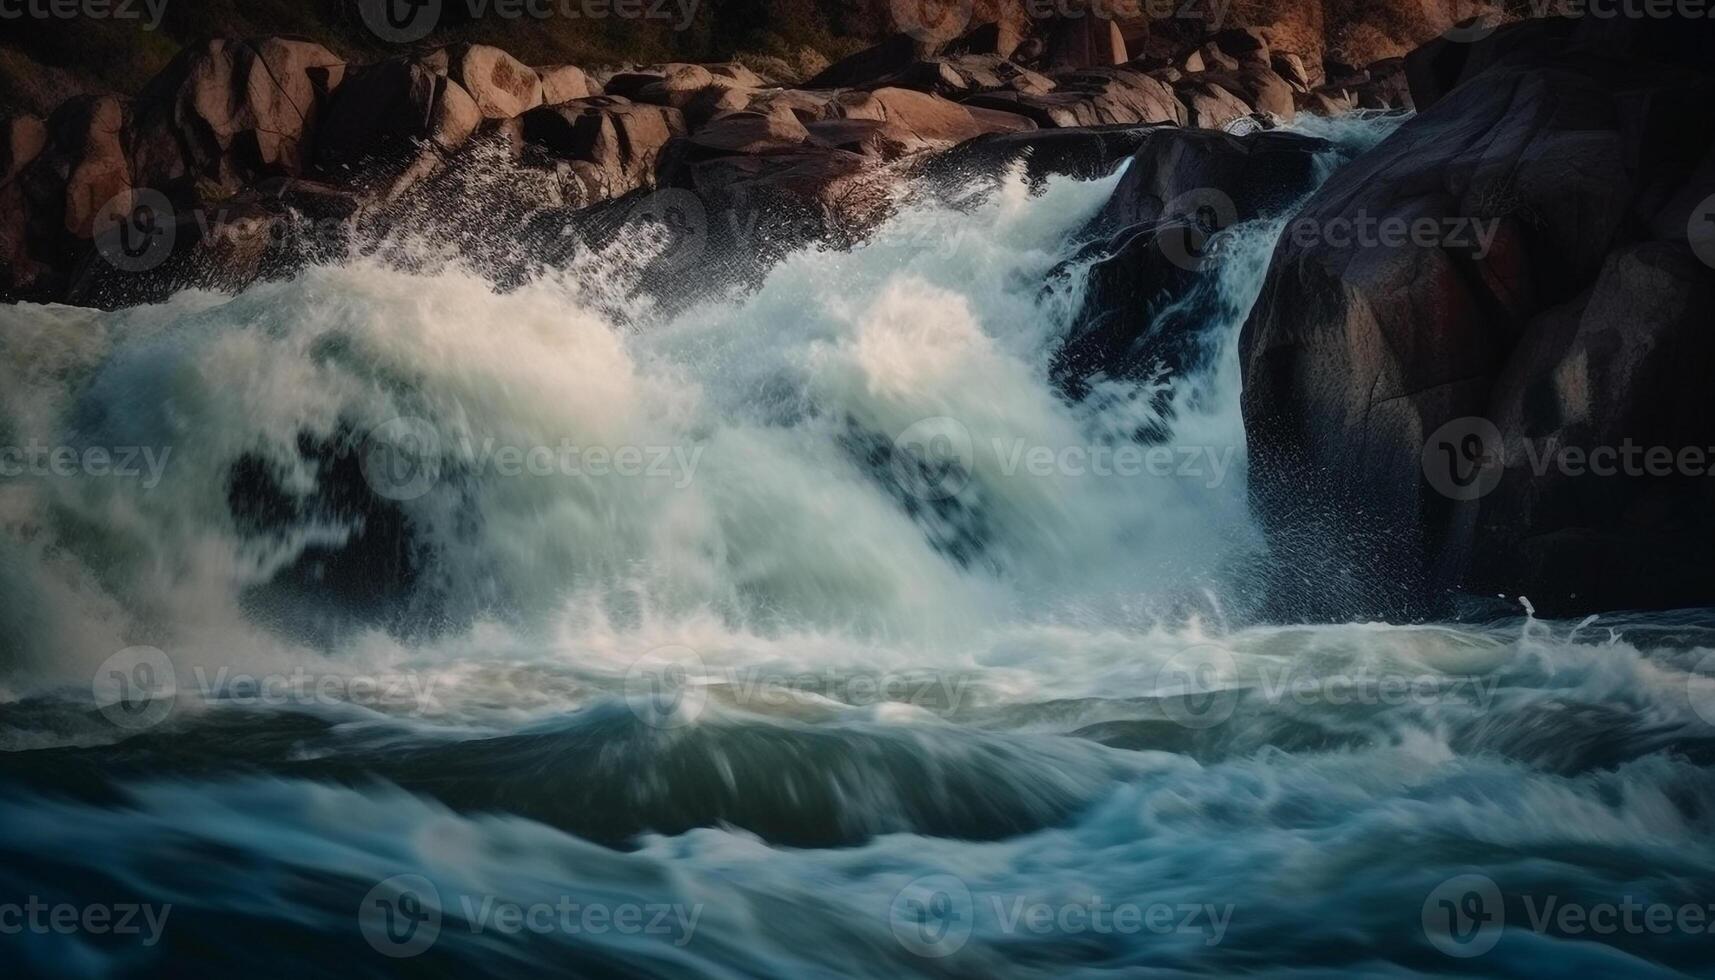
left=317, top=59, right=456, bottom=166
left=537, top=65, right=598, bottom=105
left=431, top=78, right=482, bottom=151
left=1351, top=58, right=1412, bottom=110
left=706, top=63, right=766, bottom=89
left=521, top=97, right=687, bottom=200
left=1211, top=27, right=1271, bottom=67
left=2, top=113, right=47, bottom=185
left=804, top=117, right=913, bottom=159
left=129, top=37, right=346, bottom=193
left=746, top=89, right=837, bottom=125
left=685, top=84, right=753, bottom=128
left=1272, top=53, right=1312, bottom=92
left=1203, top=66, right=1296, bottom=122
left=851, top=87, right=992, bottom=146
left=806, top=34, right=920, bottom=89
left=683, top=106, right=810, bottom=155
left=967, top=67, right=1180, bottom=128
left=1197, top=42, right=1240, bottom=73
left=45, top=96, right=131, bottom=239
left=1174, top=79, right=1252, bottom=130
left=945, top=21, right=1024, bottom=60
left=448, top=44, right=543, bottom=119
left=1238, top=19, right=1715, bottom=618
left=1045, top=17, right=1128, bottom=70
left=1295, top=88, right=1355, bottom=115
left=636, top=64, right=720, bottom=110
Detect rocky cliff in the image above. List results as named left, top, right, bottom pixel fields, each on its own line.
left=0, top=16, right=1413, bottom=307
left=1239, top=15, right=1715, bottom=619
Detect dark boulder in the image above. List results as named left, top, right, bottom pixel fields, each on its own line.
left=1238, top=16, right=1715, bottom=619
left=964, top=67, right=1181, bottom=128
left=1055, top=129, right=1334, bottom=399
left=4, top=96, right=131, bottom=301
left=1043, top=16, right=1128, bottom=70
left=519, top=96, right=686, bottom=202
left=128, top=37, right=346, bottom=198
left=805, top=34, right=923, bottom=89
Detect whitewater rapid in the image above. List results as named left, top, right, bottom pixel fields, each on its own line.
left=2, top=114, right=1713, bottom=979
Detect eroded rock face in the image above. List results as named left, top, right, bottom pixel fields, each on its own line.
left=967, top=67, right=1182, bottom=128
left=317, top=58, right=461, bottom=166
left=3, top=96, right=131, bottom=298
left=0, top=19, right=1421, bottom=306
left=806, top=34, right=922, bottom=89
left=129, top=38, right=346, bottom=196
left=537, top=65, right=599, bottom=105
left=1043, top=15, right=1128, bottom=69
left=448, top=44, right=543, bottom=119
left=1056, top=129, right=1334, bottom=398
left=1238, top=17, right=1715, bottom=619
left=1174, top=79, right=1253, bottom=130
left=521, top=97, right=687, bottom=201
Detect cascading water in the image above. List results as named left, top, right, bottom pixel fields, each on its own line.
left=1, top=116, right=1713, bottom=979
